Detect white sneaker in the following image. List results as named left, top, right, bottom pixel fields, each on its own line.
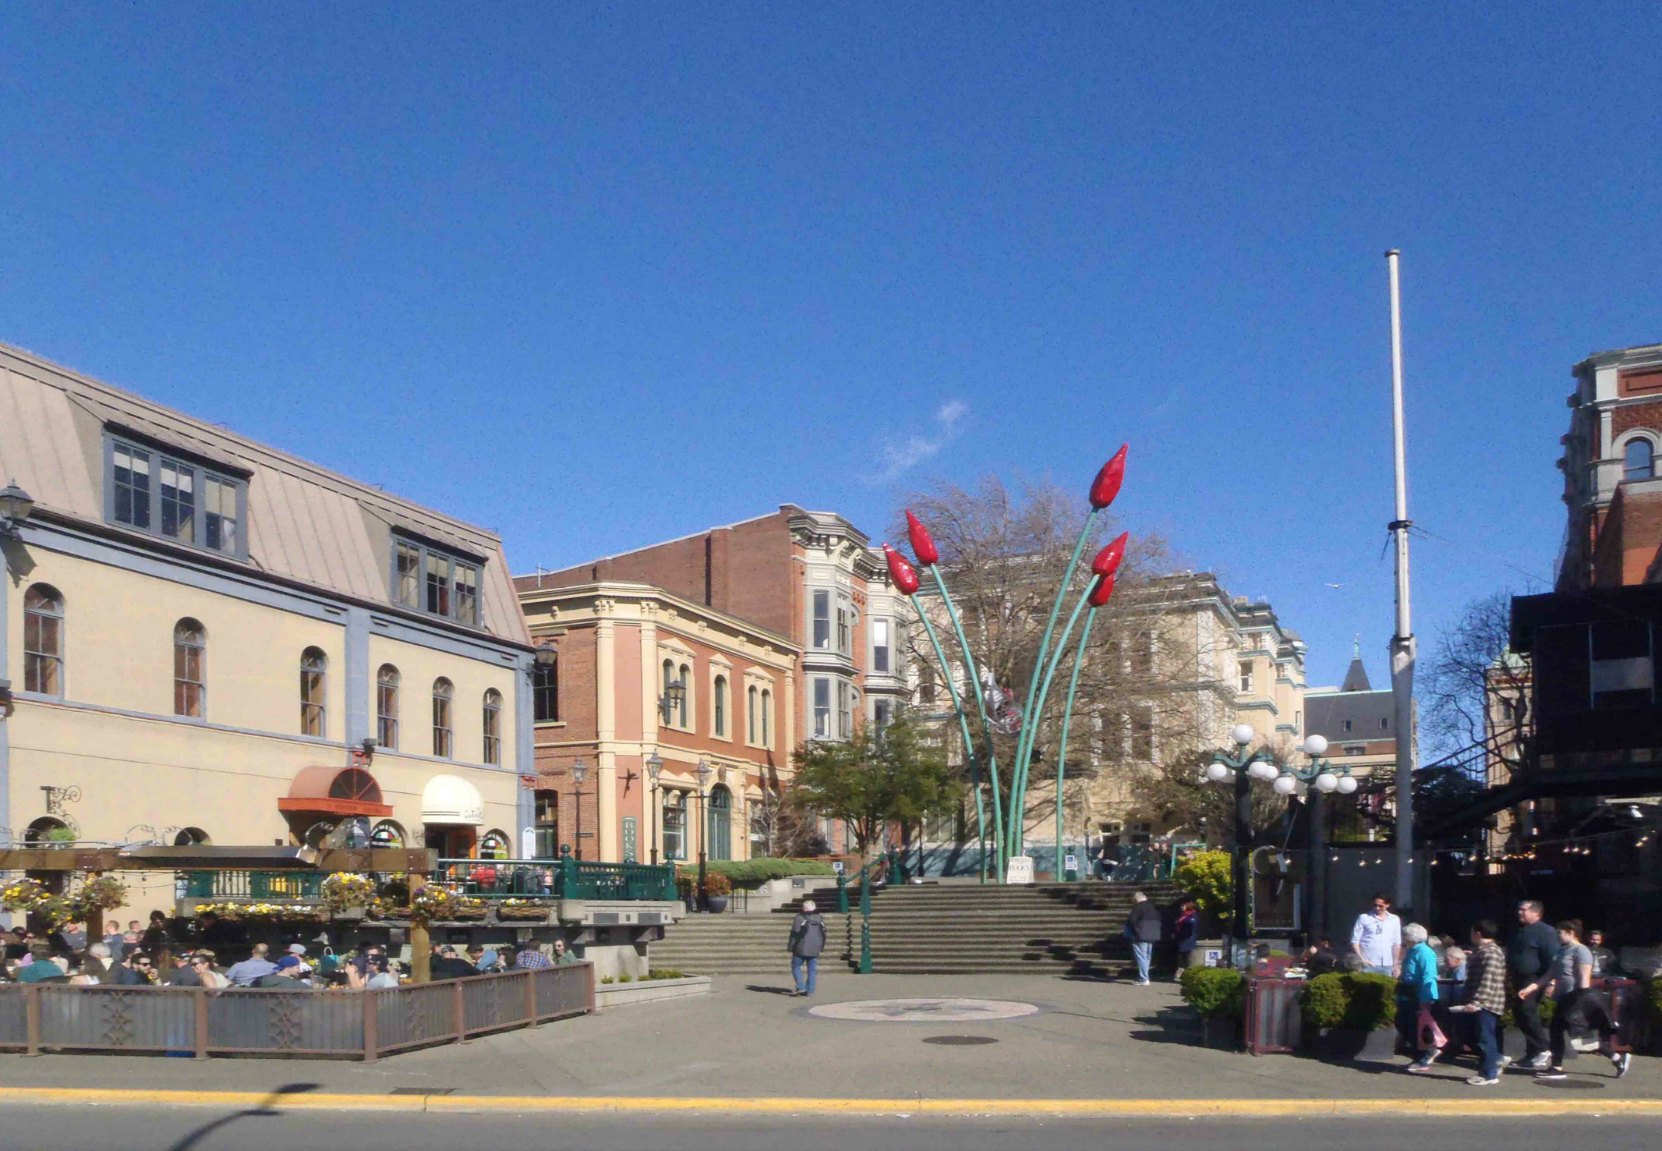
left=1571, top=1037, right=1601, bottom=1053
left=1466, top=1076, right=1499, bottom=1086
left=1526, top=1053, right=1552, bottom=1071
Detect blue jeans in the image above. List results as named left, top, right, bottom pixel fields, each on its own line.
left=1131, top=941, right=1153, bottom=982
left=792, top=954, right=818, bottom=995
left=1475, top=1009, right=1501, bottom=1080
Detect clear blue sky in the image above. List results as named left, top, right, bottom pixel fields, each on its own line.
left=5, top=4, right=1661, bottom=701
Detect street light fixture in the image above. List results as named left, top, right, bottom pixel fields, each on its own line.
left=658, top=676, right=687, bottom=727
left=645, top=752, right=664, bottom=866
left=0, top=481, right=35, bottom=537
left=571, top=759, right=589, bottom=862
left=695, top=758, right=713, bottom=910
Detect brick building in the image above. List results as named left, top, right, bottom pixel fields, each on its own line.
left=1559, top=342, right=1662, bottom=589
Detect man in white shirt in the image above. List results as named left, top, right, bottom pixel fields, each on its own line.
left=1351, top=892, right=1402, bottom=976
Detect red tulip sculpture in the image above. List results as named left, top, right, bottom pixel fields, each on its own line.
left=1089, top=444, right=1129, bottom=510
left=905, top=510, right=939, bottom=568
left=883, top=545, right=920, bottom=596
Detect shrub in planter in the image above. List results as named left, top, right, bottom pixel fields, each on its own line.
left=1301, top=972, right=1399, bottom=1061
left=703, top=872, right=733, bottom=897
left=1180, top=967, right=1246, bottom=1019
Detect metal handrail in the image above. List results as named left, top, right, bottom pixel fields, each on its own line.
left=433, top=854, right=676, bottom=902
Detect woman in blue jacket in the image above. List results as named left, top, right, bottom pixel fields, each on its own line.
left=1398, top=922, right=1443, bottom=1072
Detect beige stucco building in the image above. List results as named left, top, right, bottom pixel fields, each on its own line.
left=0, top=342, right=535, bottom=915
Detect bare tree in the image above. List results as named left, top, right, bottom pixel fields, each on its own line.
left=1420, top=591, right=1531, bottom=774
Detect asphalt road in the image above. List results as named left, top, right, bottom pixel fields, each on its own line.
left=3, top=1109, right=1655, bottom=1151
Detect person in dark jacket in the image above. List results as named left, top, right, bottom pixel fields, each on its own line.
left=1508, top=899, right=1559, bottom=1070
left=1173, top=901, right=1199, bottom=967
left=1125, top=891, right=1163, bottom=985
left=788, top=899, right=827, bottom=997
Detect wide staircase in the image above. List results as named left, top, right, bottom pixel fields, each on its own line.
left=649, top=881, right=1182, bottom=977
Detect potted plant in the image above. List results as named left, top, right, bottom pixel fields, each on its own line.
left=1300, top=972, right=1398, bottom=1062
left=702, top=871, right=732, bottom=913
left=320, top=873, right=376, bottom=918
left=1179, top=966, right=1245, bottom=1049
left=497, top=898, right=552, bottom=922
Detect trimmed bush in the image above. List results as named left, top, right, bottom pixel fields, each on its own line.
left=1300, top=972, right=1398, bottom=1031
left=1179, top=966, right=1245, bottom=1019
left=703, top=859, right=836, bottom=884
left=1172, top=850, right=1231, bottom=924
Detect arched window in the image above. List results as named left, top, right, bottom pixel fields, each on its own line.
left=173, top=827, right=211, bottom=846
left=483, top=688, right=503, bottom=765
left=376, top=665, right=400, bottom=749
left=23, top=584, right=64, bottom=696
left=1625, top=437, right=1655, bottom=482
left=748, top=685, right=758, bottom=743
left=662, top=791, right=687, bottom=861
left=533, top=650, right=559, bottom=723
left=707, top=784, right=733, bottom=861
left=432, top=677, right=454, bottom=757
left=370, top=820, right=406, bottom=848
left=713, top=675, right=728, bottom=737
left=480, top=829, right=511, bottom=859
left=534, top=789, right=560, bottom=858
left=174, top=618, right=206, bottom=718
left=300, top=647, right=327, bottom=736
left=761, top=689, right=772, bottom=748
left=678, top=662, right=692, bottom=727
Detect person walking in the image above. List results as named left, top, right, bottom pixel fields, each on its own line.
left=1399, top=923, right=1444, bottom=1072
left=1173, top=901, right=1199, bottom=969
left=1125, top=892, right=1162, bottom=985
left=1586, top=929, right=1618, bottom=976
left=1453, top=920, right=1509, bottom=1086
left=1521, top=919, right=1630, bottom=1081
left=1350, top=893, right=1402, bottom=977
left=788, top=898, right=827, bottom=997
left=1508, top=899, right=1559, bottom=1072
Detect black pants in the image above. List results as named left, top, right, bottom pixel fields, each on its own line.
left=1549, top=988, right=1616, bottom=1067
left=1514, top=982, right=1550, bottom=1060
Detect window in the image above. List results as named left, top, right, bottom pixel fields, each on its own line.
left=873, top=619, right=891, bottom=674
left=173, top=619, right=206, bottom=718
left=23, top=584, right=64, bottom=696
left=662, top=792, right=687, bottom=861
left=432, top=678, right=454, bottom=757
left=678, top=662, right=691, bottom=727
left=919, top=664, right=938, bottom=704
left=534, top=790, right=560, bottom=858
left=370, top=820, right=405, bottom=848
left=300, top=647, right=327, bottom=737
left=376, top=665, right=400, bottom=749
left=483, top=689, right=503, bottom=765
left=390, top=536, right=481, bottom=627
left=837, top=679, right=853, bottom=739
left=748, top=685, right=758, bottom=743
left=812, top=590, right=831, bottom=650
left=109, top=438, right=243, bottom=557
left=1238, top=660, right=1253, bottom=694
left=874, top=698, right=894, bottom=729
left=760, top=689, right=772, bottom=747
left=1343, top=719, right=1353, bottom=733
left=713, top=675, right=728, bottom=737
left=1345, top=745, right=1366, bottom=756
left=707, top=785, right=732, bottom=861
left=533, top=653, right=560, bottom=723
left=836, top=598, right=851, bottom=655
left=1624, top=438, right=1655, bottom=482
left=1130, top=707, right=1154, bottom=760
left=1380, top=717, right=1390, bottom=731
left=813, top=677, right=832, bottom=738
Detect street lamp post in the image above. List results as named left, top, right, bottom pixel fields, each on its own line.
left=645, top=752, right=663, bottom=866
left=695, top=758, right=713, bottom=910
left=1265, top=735, right=1358, bottom=944
left=571, top=759, right=588, bottom=862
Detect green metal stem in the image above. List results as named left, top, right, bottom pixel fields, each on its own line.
left=1052, top=607, right=1098, bottom=881
left=912, top=603, right=990, bottom=882
left=1008, top=511, right=1099, bottom=860
left=929, top=565, right=1007, bottom=881
left=1012, top=582, right=1095, bottom=857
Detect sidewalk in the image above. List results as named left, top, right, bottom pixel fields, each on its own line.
left=1, top=973, right=1656, bottom=1114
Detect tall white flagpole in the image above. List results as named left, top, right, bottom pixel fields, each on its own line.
left=1385, top=249, right=1417, bottom=910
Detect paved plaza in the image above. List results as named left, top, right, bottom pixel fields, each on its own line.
left=1, top=973, right=1657, bottom=1111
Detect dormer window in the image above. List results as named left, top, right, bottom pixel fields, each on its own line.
left=392, top=536, right=481, bottom=627
left=107, top=436, right=245, bottom=558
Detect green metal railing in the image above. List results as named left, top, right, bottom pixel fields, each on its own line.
left=434, top=852, right=676, bottom=902
left=181, top=871, right=326, bottom=900
left=834, top=860, right=883, bottom=974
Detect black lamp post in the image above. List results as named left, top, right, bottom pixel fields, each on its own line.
left=571, top=759, right=588, bottom=862
left=645, top=752, right=664, bottom=866
left=695, top=758, right=713, bottom=909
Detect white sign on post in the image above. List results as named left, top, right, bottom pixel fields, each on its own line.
left=832, top=861, right=845, bottom=874
left=1063, top=854, right=1079, bottom=872
left=521, top=827, right=536, bottom=859
left=1005, top=855, right=1035, bottom=884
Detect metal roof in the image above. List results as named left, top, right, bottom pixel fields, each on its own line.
left=0, top=342, right=529, bottom=645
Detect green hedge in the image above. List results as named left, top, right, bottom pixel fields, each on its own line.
left=701, top=859, right=836, bottom=884
left=1299, top=972, right=1398, bottom=1030
left=1179, top=966, right=1245, bottom=1019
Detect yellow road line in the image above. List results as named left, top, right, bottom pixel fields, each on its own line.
left=3, top=1088, right=1661, bottom=1118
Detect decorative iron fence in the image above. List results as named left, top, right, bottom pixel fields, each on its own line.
left=0, top=965, right=592, bottom=1061
left=434, top=856, right=676, bottom=901
left=180, top=870, right=326, bottom=900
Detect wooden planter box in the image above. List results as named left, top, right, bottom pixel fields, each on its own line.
left=1199, top=1015, right=1242, bottom=1050
left=1312, top=1026, right=1399, bottom=1064
left=497, top=910, right=552, bottom=923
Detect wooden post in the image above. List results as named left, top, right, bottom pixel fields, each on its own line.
left=361, top=986, right=379, bottom=1063
left=410, top=919, right=431, bottom=984
left=193, top=988, right=209, bottom=1059
left=523, top=968, right=537, bottom=1025
left=451, top=979, right=465, bottom=1043
left=23, top=985, right=41, bottom=1057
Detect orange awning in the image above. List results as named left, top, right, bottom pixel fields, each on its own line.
left=277, top=764, right=393, bottom=818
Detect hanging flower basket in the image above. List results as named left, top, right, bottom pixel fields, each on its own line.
left=450, top=896, right=491, bottom=921
left=497, top=899, right=552, bottom=922
left=320, top=873, right=376, bottom=916
left=1, top=878, right=50, bottom=913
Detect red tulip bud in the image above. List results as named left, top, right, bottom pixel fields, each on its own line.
left=883, top=545, right=921, bottom=596
left=1089, top=444, right=1129, bottom=509
left=1092, top=532, right=1129, bottom=578
left=1088, top=573, right=1116, bottom=608
left=905, top=510, right=939, bottom=567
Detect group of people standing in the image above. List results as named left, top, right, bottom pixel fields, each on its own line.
left=1348, top=894, right=1631, bottom=1084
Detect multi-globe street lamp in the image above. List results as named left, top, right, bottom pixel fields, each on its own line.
left=1206, top=725, right=1357, bottom=956
left=645, top=752, right=664, bottom=866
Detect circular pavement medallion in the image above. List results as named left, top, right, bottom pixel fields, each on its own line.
left=806, top=997, right=1041, bottom=1023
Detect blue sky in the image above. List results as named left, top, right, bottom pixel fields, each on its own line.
left=4, top=4, right=1661, bottom=701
